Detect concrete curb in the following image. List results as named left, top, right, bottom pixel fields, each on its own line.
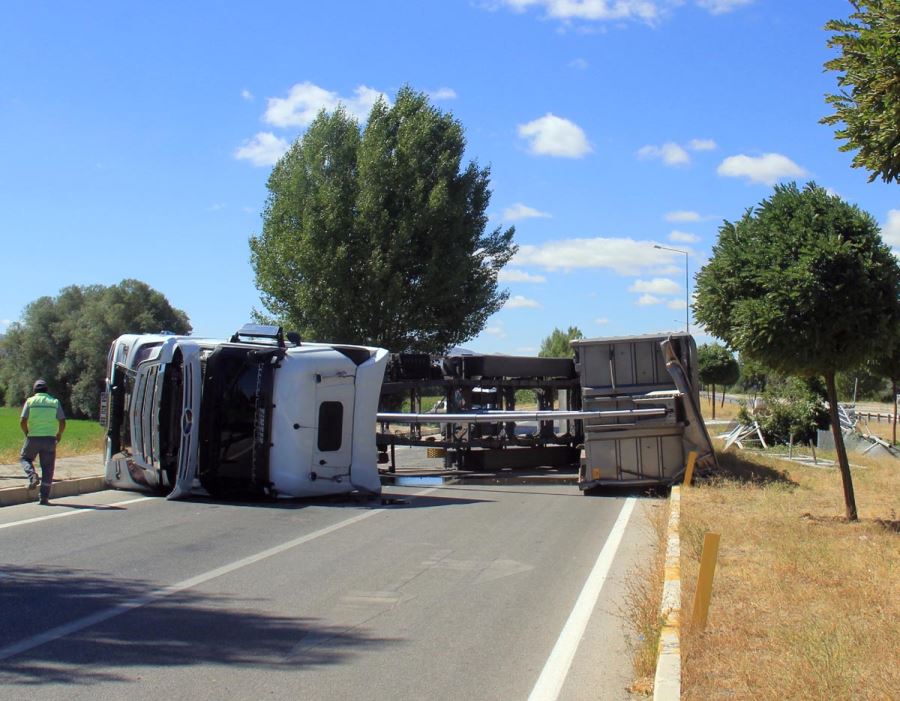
left=653, top=485, right=681, bottom=700
left=0, top=476, right=108, bottom=507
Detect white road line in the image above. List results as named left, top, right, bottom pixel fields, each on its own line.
left=527, top=497, right=637, bottom=701
left=0, top=488, right=437, bottom=662
left=0, top=497, right=153, bottom=531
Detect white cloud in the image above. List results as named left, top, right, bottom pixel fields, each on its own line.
left=505, top=295, right=541, bottom=309
left=568, top=58, right=589, bottom=70
left=429, top=87, right=458, bottom=100
left=499, top=268, right=548, bottom=283
left=629, top=278, right=681, bottom=296
left=517, top=346, right=538, bottom=353
left=717, top=152, right=807, bottom=185
left=882, top=209, right=900, bottom=248
left=688, top=138, right=717, bottom=151
left=496, top=0, right=661, bottom=23
left=518, top=113, right=592, bottom=158
left=595, top=317, right=609, bottom=325
left=264, top=82, right=387, bottom=127
left=697, top=0, right=754, bottom=15
left=234, top=132, right=290, bottom=167
left=515, top=237, right=675, bottom=276
left=669, top=230, right=700, bottom=243
left=503, top=202, right=552, bottom=221
left=492, top=0, right=753, bottom=23
left=636, top=294, right=663, bottom=306
left=667, top=299, right=688, bottom=310
left=665, top=210, right=702, bottom=222
left=638, top=142, right=690, bottom=166
left=484, top=324, right=508, bottom=338
left=655, top=264, right=684, bottom=276
left=206, top=203, right=226, bottom=212
left=241, top=89, right=253, bottom=101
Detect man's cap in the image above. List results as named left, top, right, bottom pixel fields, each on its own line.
left=33, top=379, right=48, bottom=392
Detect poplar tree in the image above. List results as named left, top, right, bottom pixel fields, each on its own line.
left=539, top=326, right=584, bottom=358
left=250, top=87, right=516, bottom=354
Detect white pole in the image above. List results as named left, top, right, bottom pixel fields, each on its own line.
left=654, top=244, right=689, bottom=333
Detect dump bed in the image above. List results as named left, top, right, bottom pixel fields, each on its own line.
left=572, top=333, right=716, bottom=488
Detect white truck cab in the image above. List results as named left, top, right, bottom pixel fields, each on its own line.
left=101, top=324, right=388, bottom=500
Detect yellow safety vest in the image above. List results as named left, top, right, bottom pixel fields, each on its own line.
left=25, top=393, right=61, bottom=437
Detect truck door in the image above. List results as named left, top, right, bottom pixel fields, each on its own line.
left=312, top=372, right=355, bottom=482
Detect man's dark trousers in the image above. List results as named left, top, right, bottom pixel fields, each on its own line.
left=21, top=436, right=56, bottom=502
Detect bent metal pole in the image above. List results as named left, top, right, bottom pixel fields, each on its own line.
left=376, top=408, right=667, bottom=424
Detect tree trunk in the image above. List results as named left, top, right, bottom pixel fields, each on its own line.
left=824, top=371, right=858, bottom=521
left=721, top=386, right=726, bottom=408
left=893, top=379, right=897, bottom=446
left=711, top=384, right=716, bottom=420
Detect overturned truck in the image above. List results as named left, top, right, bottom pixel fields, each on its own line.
left=102, top=327, right=714, bottom=499
left=101, top=324, right=388, bottom=500
left=377, top=333, right=716, bottom=490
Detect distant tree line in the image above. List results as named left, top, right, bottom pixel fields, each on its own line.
left=538, top=326, right=583, bottom=358
left=0, top=280, right=190, bottom=419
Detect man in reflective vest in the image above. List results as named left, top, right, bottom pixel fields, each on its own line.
left=20, top=379, right=66, bottom=505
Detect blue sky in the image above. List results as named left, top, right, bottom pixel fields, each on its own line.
left=2, top=0, right=897, bottom=354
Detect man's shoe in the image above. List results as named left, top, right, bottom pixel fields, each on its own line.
left=39, top=498, right=50, bottom=506
left=28, top=474, right=40, bottom=489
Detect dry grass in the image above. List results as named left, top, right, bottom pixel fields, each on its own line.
left=854, top=417, right=899, bottom=445
left=699, top=396, right=741, bottom=422
left=621, top=501, right=669, bottom=695
left=680, top=447, right=899, bottom=700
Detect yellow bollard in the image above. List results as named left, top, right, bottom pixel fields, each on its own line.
left=691, top=532, right=721, bottom=630
left=683, top=450, right=698, bottom=486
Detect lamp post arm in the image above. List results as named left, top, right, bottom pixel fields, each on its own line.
left=653, top=244, right=690, bottom=334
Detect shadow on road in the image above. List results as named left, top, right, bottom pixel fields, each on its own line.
left=432, top=483, right=666, bottom=500
left=581, top=484, right=669, bottom=499
left=183, top=491, right=493, bottom=511
left=384, top=491, right=493, bottom=507
left=0, top=565, right=398, bottom=686
left=41, top=503, right=128, bottom=511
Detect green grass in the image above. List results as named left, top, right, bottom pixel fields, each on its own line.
left=397, top=391, right=542, bottom=413
left=0, top=406, right=105, bottom=463
left=399, top=394, right=445, bottom=413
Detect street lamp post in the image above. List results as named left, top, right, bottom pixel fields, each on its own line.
left=654, top=244, right=689, bottom=333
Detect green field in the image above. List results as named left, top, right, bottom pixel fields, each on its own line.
left=0, top=406, right=105, bottom=463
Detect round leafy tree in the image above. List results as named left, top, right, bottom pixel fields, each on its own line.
left=693, top=182, right=900, bottom=520
left=697, top=343, right=739, bottom=419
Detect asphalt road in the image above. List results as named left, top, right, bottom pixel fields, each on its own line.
left=0, top=484, right=659, bottom=701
